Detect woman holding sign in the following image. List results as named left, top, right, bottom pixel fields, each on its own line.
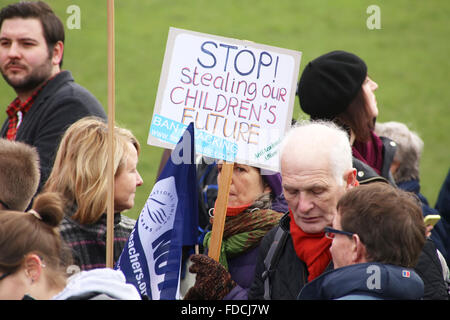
left=298, top=50, right=397, bottom=185
left=184, top=162, right=286, bottom=300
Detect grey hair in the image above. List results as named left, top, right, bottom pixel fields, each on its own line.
left=280, top=120, right=353, bottom=186
left=375, top=121, right=423, bottom=182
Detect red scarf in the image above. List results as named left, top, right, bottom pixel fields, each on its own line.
left=225, top=203, right=252, bottom=216
left=209, top=203, right=251, bottom=226
left=289, top=210, right=332, bottom=281
left=211, top=203, right=252, bottom=217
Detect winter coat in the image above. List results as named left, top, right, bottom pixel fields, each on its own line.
left=353, top=136, right=397, bottom=186
left=415, top=239, right=449, bottom=300
left=0, top=71, right=107, bottom=192
left=248, top=213, right=309, bottom=300
left=433, top=169, right=450, bottom=267
left=249, top=213, right=448, bottom=300
left=398, top=179, right=450, bottom=267
left=223, top=246, right=260, bottom=300
left=52, top=268, right=141, bottom=300
left=223, top=210, right=285, bottom=299
left=298, top=262, right=424, bottom=300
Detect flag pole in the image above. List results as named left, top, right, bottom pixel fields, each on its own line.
left=208, top=161, right=233, bottom=262
left=106, top=0, right=115, bottom=269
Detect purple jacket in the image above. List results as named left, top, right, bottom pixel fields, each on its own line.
left=223, top=246, right=260, bottom=300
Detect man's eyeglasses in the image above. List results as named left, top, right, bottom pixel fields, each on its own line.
left=324, top=226, right=355, bottom=239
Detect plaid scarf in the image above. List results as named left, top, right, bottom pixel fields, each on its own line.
left=59, top=212, right=136, bottom=270
left=5, top=83, right=48, bottom=140
left=204, top=205, right=283, bottom=270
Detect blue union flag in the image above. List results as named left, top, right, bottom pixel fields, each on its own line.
left=115, top=123, right=198, bottom=299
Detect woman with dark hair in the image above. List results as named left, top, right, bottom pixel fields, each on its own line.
left=297, top=50, right=396, bottom=185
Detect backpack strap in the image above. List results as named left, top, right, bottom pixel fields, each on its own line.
left=262, top=226, right=288, bottom=300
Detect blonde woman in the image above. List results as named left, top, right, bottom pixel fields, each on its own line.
left=44, top=117, right=143, bottom=271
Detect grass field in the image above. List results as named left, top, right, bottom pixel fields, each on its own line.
left=1, top=0, right=448, bottom=220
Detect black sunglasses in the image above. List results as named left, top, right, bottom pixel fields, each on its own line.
left=324, top=226, right=354, bottom=239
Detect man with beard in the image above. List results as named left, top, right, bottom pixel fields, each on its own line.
left=0, top=1, right=106, bottom=194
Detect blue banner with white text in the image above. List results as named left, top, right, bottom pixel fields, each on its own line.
left=116, top=123, right=199, bottom=299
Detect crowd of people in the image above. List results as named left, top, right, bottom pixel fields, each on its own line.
left=0, top=1, right=448, bottom=300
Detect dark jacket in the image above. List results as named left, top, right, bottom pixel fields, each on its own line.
left=398, top=179, right=450, bottom=267
left=397, top=179, right=440, bottom=216
left=433, top=169, right=450, bottom=267
left=223, top=246, right=260, bottom=300
left=248, top=213, right=309, bottom=300
left=249, top=213, right=448, bottom=300
left=353, top=136, right=397, bottom=186
left=298, top=263, right=424, bottom=300
left=1, top=71, right=107, bottom=192
left=415, top=238, right=449, bottom=300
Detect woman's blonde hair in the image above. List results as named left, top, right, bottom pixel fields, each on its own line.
left=44, top=117, right=140, bottom=224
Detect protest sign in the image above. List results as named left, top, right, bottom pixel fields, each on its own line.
left=148, top=27, right=301, bottom=172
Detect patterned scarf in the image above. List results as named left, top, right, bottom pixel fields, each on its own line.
left=289, top=210, right=332, bottom=281
left=5, top=77, right=52, bottom=140
left=204, top=205, right=283, bottom=270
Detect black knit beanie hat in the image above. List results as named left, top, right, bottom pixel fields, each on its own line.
left=298, top=50, right=367, bottom=120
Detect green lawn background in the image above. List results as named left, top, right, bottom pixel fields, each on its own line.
left=0, top=0, right=448, bottom=220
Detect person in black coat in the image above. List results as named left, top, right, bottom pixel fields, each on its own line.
left=434, top=169, right=450, bottom=269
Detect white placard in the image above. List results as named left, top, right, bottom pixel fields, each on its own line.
left=148, top=27, right=301, bottom=172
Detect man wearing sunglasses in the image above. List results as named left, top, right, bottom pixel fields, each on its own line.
left=298, top=183, right=427, bottom=299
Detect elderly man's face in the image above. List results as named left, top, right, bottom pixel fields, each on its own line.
left=281, top=152, right=348, bottom=234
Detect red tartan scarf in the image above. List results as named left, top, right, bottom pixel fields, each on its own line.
left=5, top=78, right=51, bottom=140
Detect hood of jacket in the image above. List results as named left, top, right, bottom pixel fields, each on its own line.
left=52, top=268, right=141, bottom=300
left=298, top=262, right=424, bottom=300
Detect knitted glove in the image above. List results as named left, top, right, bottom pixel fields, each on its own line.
left=184, top=254, right=236, bottom=300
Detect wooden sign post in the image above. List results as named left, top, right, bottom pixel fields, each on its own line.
left=106, top=0, right=115, bottom=269
left=207, top=162, right=233, bottom=261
